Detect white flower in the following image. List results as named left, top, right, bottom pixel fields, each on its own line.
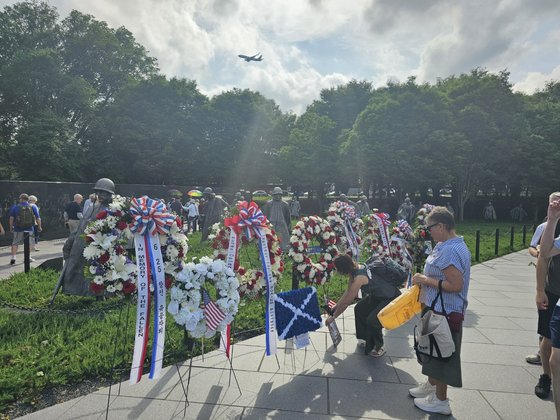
left=83, top=245, right=103, bottom=260
left=293, top=253, right=304, bottom=263
left=87, top=232, right=115, bottom=251
left=106, top=284, right=116, bottom=293
left=168, top=300, right=179, bottom=315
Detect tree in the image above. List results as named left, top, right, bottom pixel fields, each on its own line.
left=437, top=69, right=529, bottom=220
left=84, top=76, right=208, bottom=184
left=279, top=111, right=337, bottom=209
left=345, top=77, right=453, bottom=202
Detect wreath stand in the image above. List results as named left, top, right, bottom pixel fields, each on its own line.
left=103, top=300, right=241, bottom=420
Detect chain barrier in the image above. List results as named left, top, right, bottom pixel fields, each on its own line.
left=0, top=298, right=126, bottom=315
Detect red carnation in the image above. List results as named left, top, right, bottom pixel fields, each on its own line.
left=234, top=260, right=240, bottom=271
left=117, top=220, right=128, bottom=231
left=221, top=239, right=229, bottom=248
left=115, top=245, right=124, bottom=255
left=269, top=256, right=275, bottom=264
left=420, top=230, right=426, bottom=238
left=238, top=267, right=246, bottom=275
left=122, top=281, right=136, bottom=295
left=85, top=235, right=94, bottom=244
left=165, top=274, right=173, bottom=289
left=96, top=210, right=108, bottom=220
left=278, top=265, right=284, bottom=273
left=98, top=252, right=110, bottom=264
left=217, top=253, right=225, bottom=260
left=256, top=271, right=263, bottom=278
left=90, top=283, right=104, bottom=294
left=114, top=210, right=123, bottom=217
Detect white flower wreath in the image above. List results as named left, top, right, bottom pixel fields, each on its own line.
left=326, top=201, right=364, bottom=256
left=288, top=216, right=339, bottom=286
left=168, top=257, right=240, bottom=338
left=83, top=196, right=188, bottom=296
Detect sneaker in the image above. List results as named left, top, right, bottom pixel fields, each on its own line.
left=369, top=347, right=386, bottom=357
left=9, top=259, right=15, bottom=265
left=409, top=381, right=437, bottom=398
left=356, top=339, right=366, bottom=347
left=535, top=374, right=551, bottom=399
left=414, top=393, right=452, bottom=415
left=29, top=257, right=35, bottom=262
left=526, top=353, right=542, bottom=365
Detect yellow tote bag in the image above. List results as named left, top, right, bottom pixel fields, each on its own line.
left=377, top=284, right=422, bottom=330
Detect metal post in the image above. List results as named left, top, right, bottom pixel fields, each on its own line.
left=291, top=264, right=299, bottom=290
left=522, top=225, right=527, bottom=245
left=23, top=231, right=30, bottom=273
left=475, top=230, right=480, bottom=262
left=510, top=226, right=514, bottom=250
left=495, top=228, right=500, bottom=256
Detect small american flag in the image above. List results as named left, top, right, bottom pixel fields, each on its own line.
left=325, top=296, right=336, bottom=310
left=202, top=289, right=226, bottom=331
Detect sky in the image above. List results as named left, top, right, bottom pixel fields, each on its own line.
left=3, top=0, right=560, bottom=113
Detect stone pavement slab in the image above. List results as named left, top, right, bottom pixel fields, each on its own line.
left=15, top=249, right=557, bottom=419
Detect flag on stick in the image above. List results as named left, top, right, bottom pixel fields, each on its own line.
left=202, top=289, right=226, bottom=331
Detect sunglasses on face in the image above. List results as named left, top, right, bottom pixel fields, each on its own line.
left=426, top=222, right=440, bottom=231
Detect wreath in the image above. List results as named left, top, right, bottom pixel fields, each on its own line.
left=361, top=213, right=392, bottom=259
left=387, top=219, right=414, bottom=271
left=83, top=195, right=188, bottom=296
left=288, top=216, right=338, bottom=286
left=410, top=204, right=435, bottom=264
left=168, top=256, right=240, bottom=338
left=326, top=201, right=363, bottom=256
left=210, top=203, right=282, bottom=299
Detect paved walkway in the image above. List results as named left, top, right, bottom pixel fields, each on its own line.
left=0, top=237, right=65, bottom=278
left=10, top=246, right=555, bottom=419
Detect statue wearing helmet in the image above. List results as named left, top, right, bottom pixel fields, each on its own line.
left=262, top=187, right=291, bottom=252
left=53, top=178, right=115, bottom=299
left=200, top=187, right=228, bottom=242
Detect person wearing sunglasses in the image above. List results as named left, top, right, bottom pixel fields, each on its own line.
left=408, top=206, right=471, bottom=416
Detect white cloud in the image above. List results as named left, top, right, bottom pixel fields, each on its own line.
left=514, top=65, right=560, bottom=94
left=1, top=0, right=559, bottom=112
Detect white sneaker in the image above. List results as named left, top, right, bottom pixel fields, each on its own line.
left=414, top=392, right=452, bottom=416
left=356, top=339, right=366, bottom=347
left=408, top=381, right=436, bottom=398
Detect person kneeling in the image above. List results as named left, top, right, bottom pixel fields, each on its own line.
left=325, top=253, right=401, bottom=357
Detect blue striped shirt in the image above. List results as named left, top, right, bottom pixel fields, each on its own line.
left=420, top=236, right=471, bottom=314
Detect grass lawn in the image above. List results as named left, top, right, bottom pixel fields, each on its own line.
left=0, top=219, right=534, bottom=414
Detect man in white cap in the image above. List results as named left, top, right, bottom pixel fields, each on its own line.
left=263, top=187, right=291, bottom=251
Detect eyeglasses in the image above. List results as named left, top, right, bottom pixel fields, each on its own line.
left=426, top=222, right=440, bottom=231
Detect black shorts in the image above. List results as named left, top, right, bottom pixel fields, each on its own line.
left=537, top=290, right=560, bottom=339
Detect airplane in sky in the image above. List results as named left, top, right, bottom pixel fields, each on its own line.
left=238, top=53, right=264, bottom=62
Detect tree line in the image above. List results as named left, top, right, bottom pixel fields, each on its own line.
left=1, top=1, right=559, bottom=220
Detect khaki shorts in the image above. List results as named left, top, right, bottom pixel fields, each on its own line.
left=67, top=219, right=80, bottom=234
left=12, top=230, right=34, bottom=246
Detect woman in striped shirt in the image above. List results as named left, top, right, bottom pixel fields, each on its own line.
left=408, top=206, right=471, bottom=416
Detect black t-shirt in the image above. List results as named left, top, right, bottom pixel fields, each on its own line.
left=355, top=265, right=401, bottom=299
left=65, top=201, right=82, bottom=220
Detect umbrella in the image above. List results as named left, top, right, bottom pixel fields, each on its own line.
left=168, top=189, right=183, bottom=198
left=187, top=189, right=203, bottom=198
left=252, top=190, right=268, bottom=197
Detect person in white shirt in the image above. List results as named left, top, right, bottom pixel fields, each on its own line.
left=186, top=199, right=199, bottom=234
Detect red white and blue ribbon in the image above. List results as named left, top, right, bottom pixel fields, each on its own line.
left=373, top=212, right=391, bottom=252
left=129, top=196, right=173, bottom=384
left=224, top=201, right=277, bottom=356
left=341, top=203, right=359, bottom=260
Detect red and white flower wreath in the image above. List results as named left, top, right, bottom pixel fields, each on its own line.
left=210, top=210, right=283, bottom=299
left=362, top=212, right=392, bottom=259
left=83, top=195, right=188, bottom=296
left=288, top=216, right=339, bottom=286
left=326, top=201, right=364, bottom=256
